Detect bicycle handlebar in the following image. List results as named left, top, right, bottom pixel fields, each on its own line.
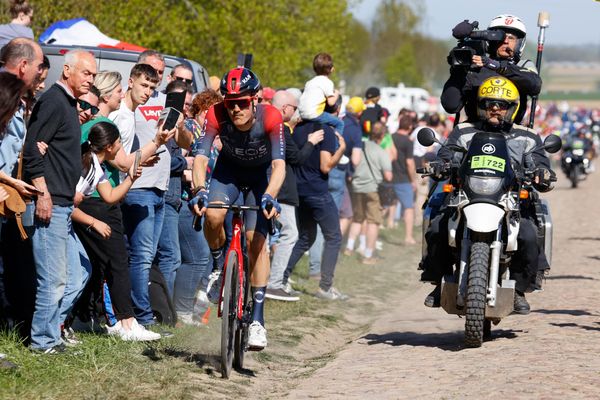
left=192, top=201, right=277, bottom=236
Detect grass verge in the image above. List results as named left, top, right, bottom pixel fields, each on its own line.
left=0, top=224, right=422, bottom=400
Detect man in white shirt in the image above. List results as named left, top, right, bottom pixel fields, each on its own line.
left=119, top=51, right=190, bottom=327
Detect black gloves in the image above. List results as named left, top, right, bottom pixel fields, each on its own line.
left=480, top=56, right=509, bottom=73
left=429, top=161, right=450, bottom=181
left=534, top=168, right=557, bottom=191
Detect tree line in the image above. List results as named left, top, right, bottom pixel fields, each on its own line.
left=1, top=0, right=451, bottom=92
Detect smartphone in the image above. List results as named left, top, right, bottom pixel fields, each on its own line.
left=165, top=91, right=186, bottom=113
left=133, top=150, right=142, bottom=177
left=158, top=107, right=181, bottom=131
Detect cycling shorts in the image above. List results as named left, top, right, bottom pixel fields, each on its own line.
left=208, top=157, right=270, bottom=238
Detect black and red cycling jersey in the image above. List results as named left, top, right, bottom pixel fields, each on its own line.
left=195, top=103, right=285, bottom=167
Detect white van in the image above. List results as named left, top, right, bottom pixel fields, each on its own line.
left=378, top=84, right=431, bottom=132
left=41, top=44, right=210, bottom=93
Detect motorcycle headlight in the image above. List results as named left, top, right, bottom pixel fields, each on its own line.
left=565, top=157, right=572, bottom=163
left=467, top=176, right=503, bottom=195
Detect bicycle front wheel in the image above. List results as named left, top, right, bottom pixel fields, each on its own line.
left=234, top=263, right=250, bottom=370
left=220, top=252, right=239, bottom=378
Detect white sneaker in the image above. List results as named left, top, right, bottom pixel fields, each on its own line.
left=284, top=282, right=301, bottom=296
left=247, top=321, right=267, bottom=351
left=375, top=240, right=383, bottom=251
left=178, top=313, right=201, bottom=327
left=61, top=327, right=82, bottom=346
left=206, top=270, right=223, bottom=304
left=120, top=320, right=161, bottom=341
left=105, top=321, right=122, bottom=336
left=196, top=290, right=209, bottom=305
left=315, top=286, right=349, bottom=301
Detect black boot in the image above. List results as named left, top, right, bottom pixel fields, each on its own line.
left=424, top=284, right=441, bottom=308
left=513, top=291, right=530, bottom=315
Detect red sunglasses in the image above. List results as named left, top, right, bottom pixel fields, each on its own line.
left=224, top=97, right=253, bottom=110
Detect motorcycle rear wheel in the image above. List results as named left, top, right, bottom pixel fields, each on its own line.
left=465, top=242, right=489, bottom=348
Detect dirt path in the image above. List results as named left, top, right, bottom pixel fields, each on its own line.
left=284, top=168, right=600, bottom=399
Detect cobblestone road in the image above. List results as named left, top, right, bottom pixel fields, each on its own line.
left=285, top=166, right=600, bottom=400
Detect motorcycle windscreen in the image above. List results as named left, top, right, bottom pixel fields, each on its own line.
left=459, top=132, right=515, bottom=200
left=460, top=132, right=513, bottom=178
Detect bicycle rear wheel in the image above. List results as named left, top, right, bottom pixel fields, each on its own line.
left=220, top=252, right=239, bottom=378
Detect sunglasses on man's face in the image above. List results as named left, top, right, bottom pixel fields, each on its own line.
left=174, top=76, right=193, bottom=84
left=224, top=97, right=253, bottom=110
left=480, top=99, right=510, bottom=111
left=78, top=99, right=99, bottom=115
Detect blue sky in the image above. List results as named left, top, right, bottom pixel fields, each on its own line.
left=351, top=0, right=600, bottom=46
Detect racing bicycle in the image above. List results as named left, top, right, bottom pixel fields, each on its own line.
left=194, top=196, right=275, bottom=378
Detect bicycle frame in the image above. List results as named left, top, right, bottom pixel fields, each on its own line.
left=217, top=211, right=246, bottom=320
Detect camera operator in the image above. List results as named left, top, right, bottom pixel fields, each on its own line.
left=441, top=14, right=542, bottom=125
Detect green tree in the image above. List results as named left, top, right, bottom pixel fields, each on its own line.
left=2, top=0, right=361, bottom=88
left=382, top=42, right=422, bottom=86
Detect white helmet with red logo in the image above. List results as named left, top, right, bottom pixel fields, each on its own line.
left=488, top=14, right=527, bottom=59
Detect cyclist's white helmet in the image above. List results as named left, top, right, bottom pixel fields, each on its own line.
left=488, top=14, right=527, bottom=58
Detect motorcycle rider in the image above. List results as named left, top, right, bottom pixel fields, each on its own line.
left=564, top=128, right=594, bottom=156
left=441, top=14, right=541, bottom=125
left=421, top=76, right=556, bottom=314
left=561, top=128, right=594, bottom=178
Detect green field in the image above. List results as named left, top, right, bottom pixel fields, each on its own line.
left=540, top=91, right=600, bottom=101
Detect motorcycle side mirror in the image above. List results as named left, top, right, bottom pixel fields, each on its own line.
left=417, top=127, right=440, bottom=147
left=543, top=134, right=562, bottom=154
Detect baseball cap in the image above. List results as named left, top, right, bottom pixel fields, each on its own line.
left=346, top=96, right=366, bottom=114
left=365, top=87, right=380, bottom=99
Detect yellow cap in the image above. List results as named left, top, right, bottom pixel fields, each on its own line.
left=346, top=96, right=366, bottom=114
left=478, top=76, right=519, bottom=103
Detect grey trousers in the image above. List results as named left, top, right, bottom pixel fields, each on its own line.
left=268, top=204, right=298, bottom=289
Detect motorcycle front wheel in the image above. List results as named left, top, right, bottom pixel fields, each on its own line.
left=465, top=242, right=490, bottom=348
left=571, top=167, right=579, bottom=188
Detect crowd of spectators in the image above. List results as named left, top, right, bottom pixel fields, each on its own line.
left=0, top=29, right=450, bottom=354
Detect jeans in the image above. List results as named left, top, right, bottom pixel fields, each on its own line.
left=173, top=202, right=211, bottom=314
left=268, top=204, right=298, bottom=289
left=156, top=202, right=181, bottom=296
left=285, top=194, right=342, bottom=292
left=311, top=111, right=345, bottom=134
left=308, top=168, right=345, bottom=275
left=30, top=205, right=90, bottom=350
left=122, top=189, right=165, bottom=326
left=58, top=237, right=92, bottom=325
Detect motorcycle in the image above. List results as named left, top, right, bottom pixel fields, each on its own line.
left=417, top=128, right=561, bottom=347
left=560, top=141, right=589, bottom=188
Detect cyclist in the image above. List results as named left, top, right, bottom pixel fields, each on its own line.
left=190, top=67, right=285, bottom=350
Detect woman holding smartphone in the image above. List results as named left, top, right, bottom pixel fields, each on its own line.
left=66, top=72, right=173, bottom=342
